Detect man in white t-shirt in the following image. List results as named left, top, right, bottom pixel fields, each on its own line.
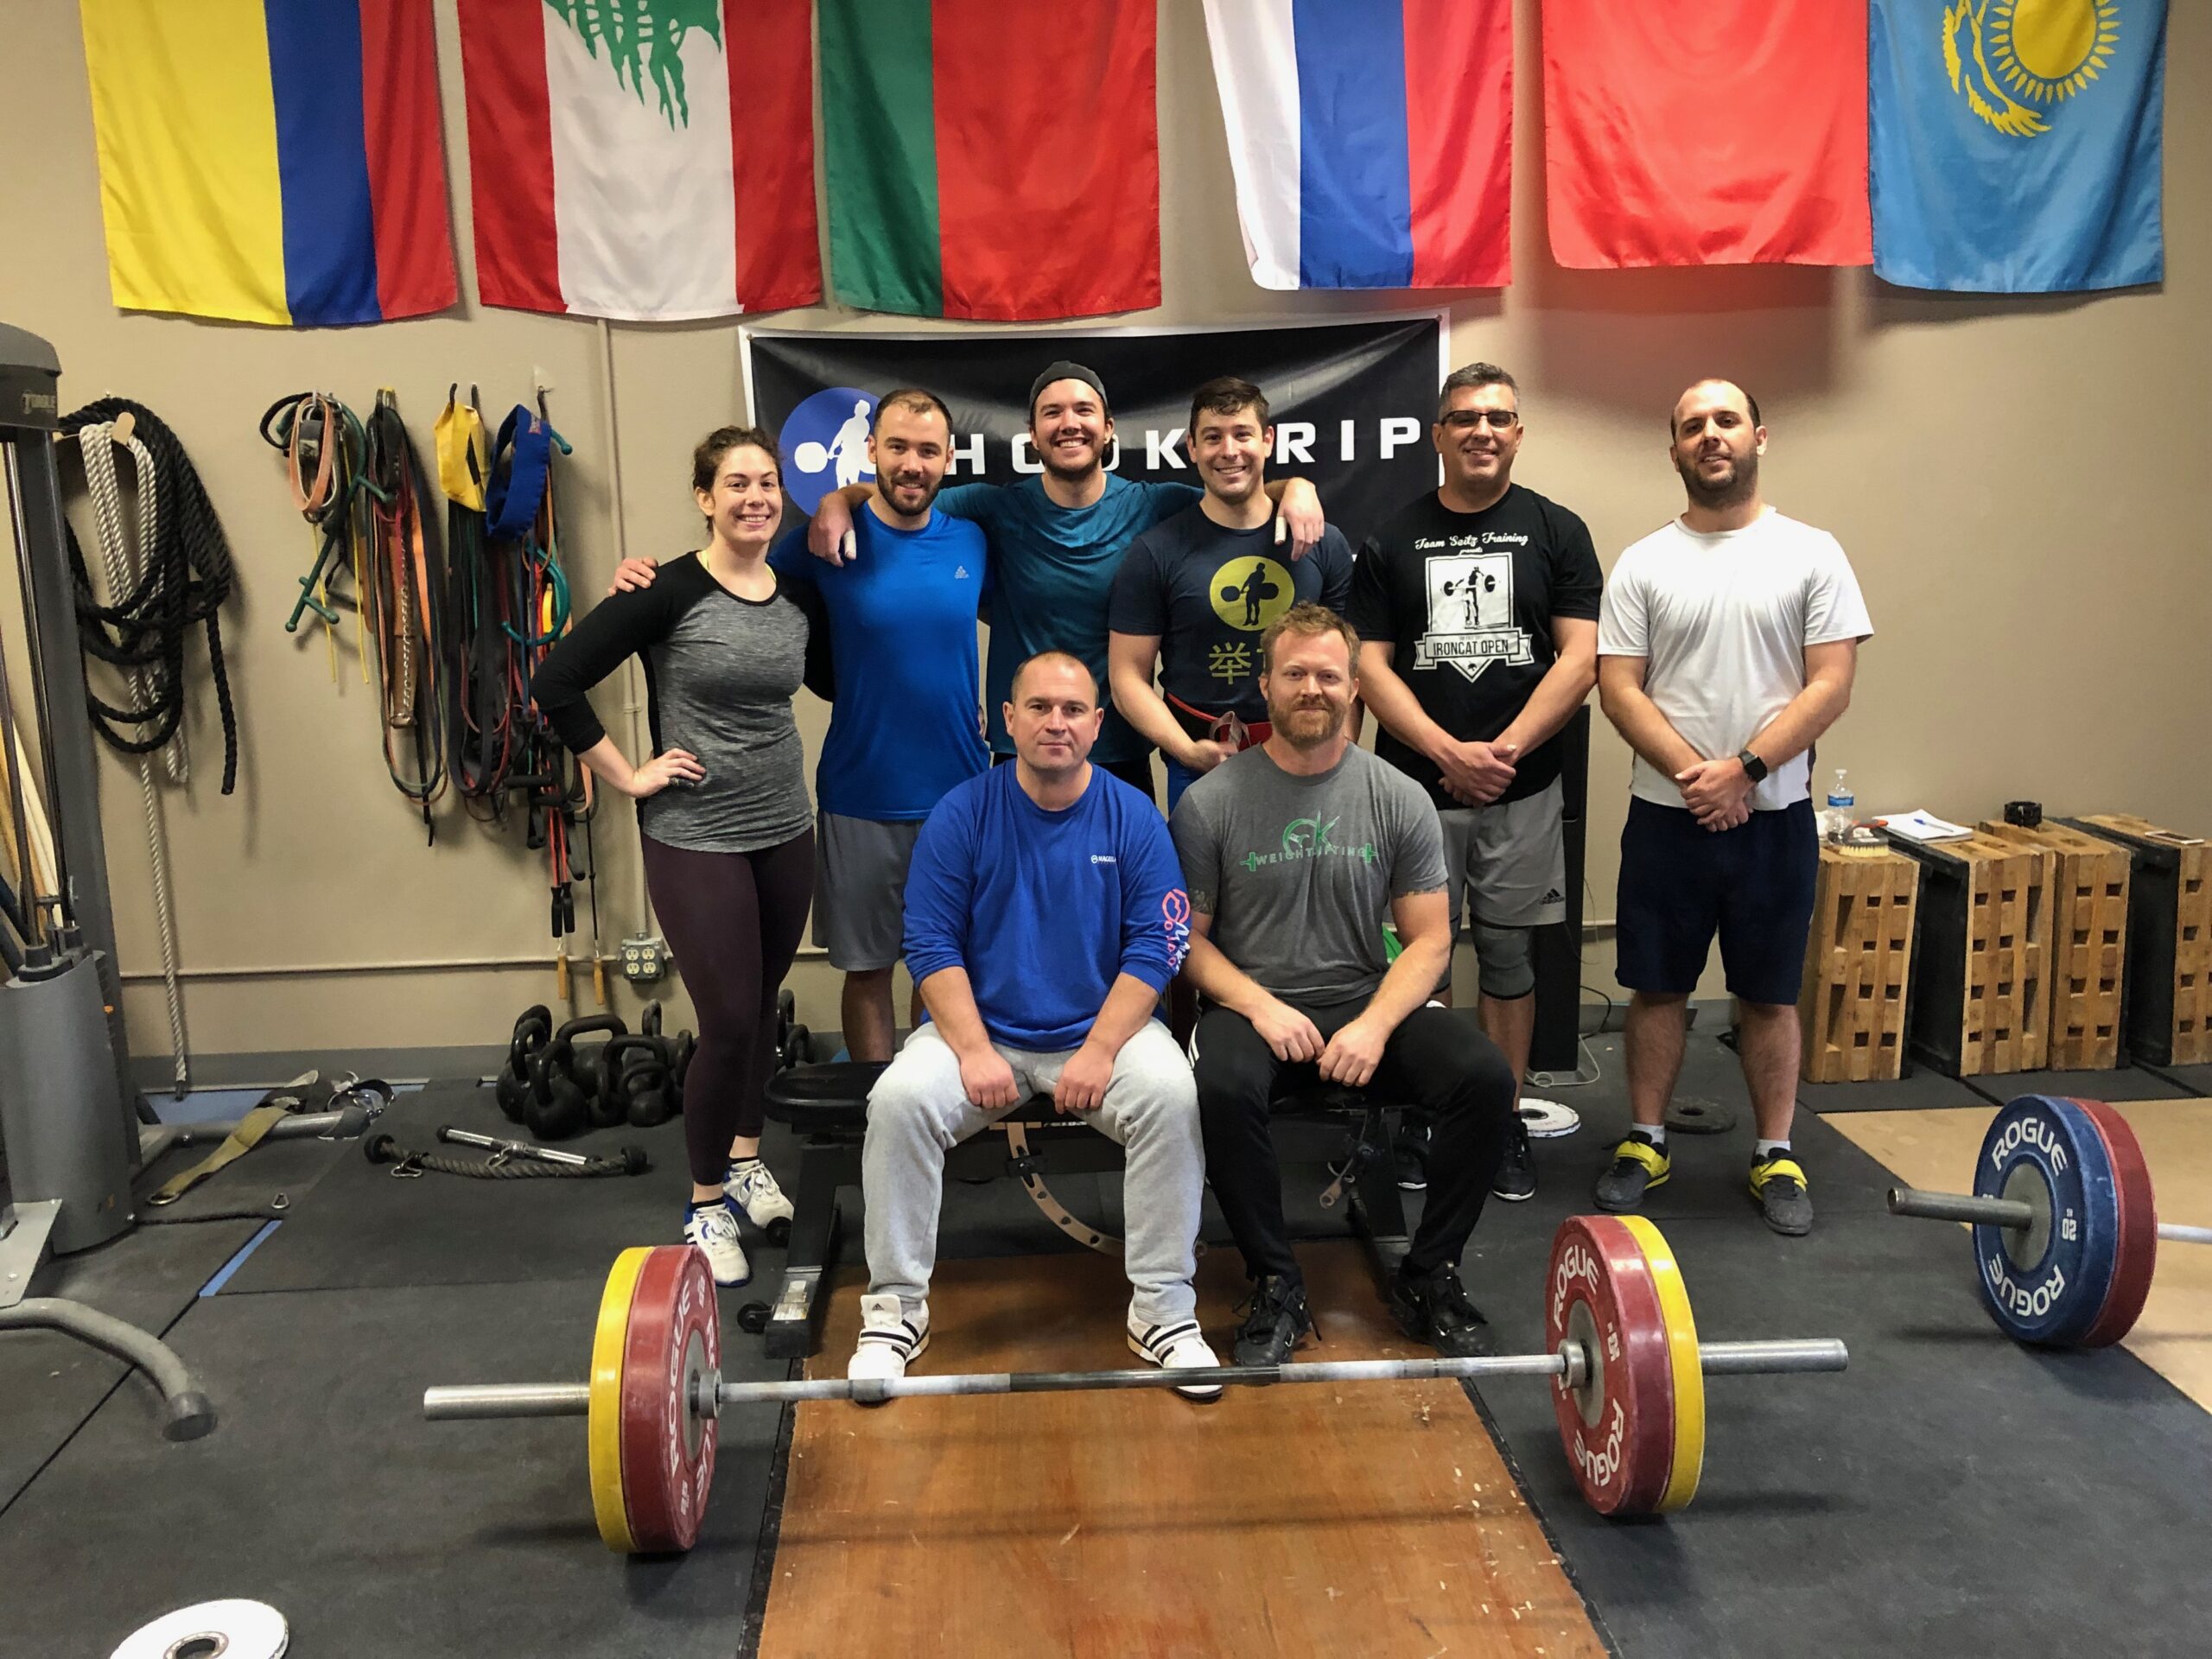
left=1592, top=379, right=1872, bottom=1236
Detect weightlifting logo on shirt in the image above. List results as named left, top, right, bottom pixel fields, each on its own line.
left=1413, top=535, right=1534, bottom=682
left=1236, top=816, right=1378, bottom=873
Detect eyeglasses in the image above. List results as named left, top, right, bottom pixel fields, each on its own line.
left=1440, top=410, right=1519, bottom=431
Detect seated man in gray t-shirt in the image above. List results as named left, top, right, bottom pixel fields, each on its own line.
left=1170, top=604, right=1518, bottom=1365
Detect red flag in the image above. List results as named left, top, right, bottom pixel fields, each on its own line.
left=1542, top=1, right=1871, bottom=269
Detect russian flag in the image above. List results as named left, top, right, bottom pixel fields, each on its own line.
left=1202, top=0, right=1512, bottom=290
left=80, top=0, right=456, bottom=327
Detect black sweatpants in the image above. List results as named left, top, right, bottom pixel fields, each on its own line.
left=1192, top=998, right=1516, bottom=1282
left=641, top=829, right=814, bottom=1185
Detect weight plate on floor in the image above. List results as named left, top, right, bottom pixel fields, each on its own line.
left=1617, top=1216, right=1706, bottom=1512
left=111, top=1599, right=289, bottom=1659
left=1972, top=1096, right=2120, bottom=1347
left=1546, top=1215, right=1675, bottom=1516
left=1519, top=1097, right=1581, bottom=1139
left=1663, top=1097, right=1737, bottom=1136
left=588, top=1247, right=652, bottom=1552
left=618, top=1244, right=721, bottom=1553
left=2072, top=1098, right=2158, bottom=1349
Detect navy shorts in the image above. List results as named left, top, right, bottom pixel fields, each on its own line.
left=1615, top=797, right=1818, bottom=1006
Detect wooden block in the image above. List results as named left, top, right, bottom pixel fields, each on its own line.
left=1800, top=844, right=1918, bottom=1084
left=1980, top=821, right=2131, bottom=1071
left=1899, top=830, right=2053, bottom=1077
left=2075, top=816, right=2211, bottom=1066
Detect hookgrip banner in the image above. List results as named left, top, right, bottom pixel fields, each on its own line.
left=741, top=315, right=1446, bottom=550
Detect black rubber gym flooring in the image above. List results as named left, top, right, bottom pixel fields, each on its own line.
left=6, top=1039, right=2209, bottom=1657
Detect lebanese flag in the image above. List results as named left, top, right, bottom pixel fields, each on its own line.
left=457, top=0, right=820, bottom=321
left=818, top=0, right=1159, bottom=321
left=1543, top=0, right=1871, bottom=269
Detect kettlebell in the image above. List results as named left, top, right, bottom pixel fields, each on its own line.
left=521, top=1040, right=590, bottom=1140
left=639, top=999, right=664, bottom=1040
left=606, top=1033, right=678, bottom=1128
left=495, top=1004, right=554, bottom=1123
left=552, top=1014, right=629, bottom=1128
left=670, top=1030, right=696, bottom=1088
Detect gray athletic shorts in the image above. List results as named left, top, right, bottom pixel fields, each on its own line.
left=812, top=813, right=923, bottom=972
left=1438, top=777, right=1568, bottom=935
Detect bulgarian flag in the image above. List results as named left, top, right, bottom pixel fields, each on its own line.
left=457, top=0, right=820, bottom=321
left=818, top=0, right=1160, bottom=321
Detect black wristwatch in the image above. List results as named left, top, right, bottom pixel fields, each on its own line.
left=1736, top=748, right=1770, bottom=784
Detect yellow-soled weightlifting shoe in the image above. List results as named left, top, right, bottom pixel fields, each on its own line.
left=1592, top=1134, right=1671, bottom=1213
left=1749, top=1153, right=1813, bottom=1236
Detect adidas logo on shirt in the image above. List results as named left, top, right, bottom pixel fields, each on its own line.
left=1541, top=887, right=1566, bottom=905
left=955, top=564, right=971, bottom=580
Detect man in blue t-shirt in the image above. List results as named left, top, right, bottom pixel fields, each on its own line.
left=1108, top=375, right=1356, bottom=816
left=808, top=361, right=1326, bottom=799
left=771, top=390, right=989, bottom=1060
left=611, top=391, right=990, bottom=1064
left=847, top=651, right=1220, bottom=1400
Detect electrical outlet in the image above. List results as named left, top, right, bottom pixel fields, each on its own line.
left=620, top=933, right=671, bottom=982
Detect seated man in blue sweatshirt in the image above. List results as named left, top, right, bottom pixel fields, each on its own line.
left=851, top=651, right=1221, bottom=1400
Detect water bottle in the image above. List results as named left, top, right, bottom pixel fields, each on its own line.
left=1821, top=768, right=1855, bottom=842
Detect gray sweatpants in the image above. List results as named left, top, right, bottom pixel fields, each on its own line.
left=861, top=1020, right=1203, bottom=1326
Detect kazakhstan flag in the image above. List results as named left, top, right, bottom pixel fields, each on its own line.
left=1871, top=1, right=2165, bottom=292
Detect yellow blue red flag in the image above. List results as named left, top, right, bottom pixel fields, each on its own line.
left=1872, top=1, right=2166, bottom=292
left=79, top=0, right=456, bottom=326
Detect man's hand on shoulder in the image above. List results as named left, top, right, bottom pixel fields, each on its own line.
left=1276, top=476, right=1323, bottom=563
left=607, top=556, right=659, bottom=595
left=809, top=489, right=859, bottom=566
left=1053, top=1039, right=1115, bottom=1115
left=958, top=1045, right=1021, bottom=1111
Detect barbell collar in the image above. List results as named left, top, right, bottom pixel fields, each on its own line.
left=421, top=1336, right=1844, bottom=1422
left=1888, top=1185, right=2034, bottom=1230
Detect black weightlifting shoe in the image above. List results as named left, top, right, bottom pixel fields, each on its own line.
left=1491, top=1114, right=1536, bottom=1203
left=1230, top=1273, right=1314, bottom=1366
left=1389, top=1262, right=1495, bottom=1358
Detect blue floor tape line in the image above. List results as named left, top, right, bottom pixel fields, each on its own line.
left=200, top=1221, right=283, bottom=1298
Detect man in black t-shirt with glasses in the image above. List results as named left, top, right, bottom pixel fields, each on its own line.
left=1348, top=364, right=1603, bottom=1204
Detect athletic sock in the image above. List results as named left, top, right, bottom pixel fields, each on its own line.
left=1631, top=1125, right=1667, bottom=1150
left=1754, top=1138, right=1791, bottom=1160
left=727, top=1156, right=763, bottom=1175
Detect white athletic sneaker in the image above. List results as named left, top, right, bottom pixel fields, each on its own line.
left=724, top=1159, right=795, bottom=1231
left=1127, top=1311, right=1225, bottom=1402
left=683, top=1202, right=751, bottom=1287
left=846, top=1293, right=931, bottom=1400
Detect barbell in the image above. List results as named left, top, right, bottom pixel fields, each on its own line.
left=1887, top=1093, right=2209, bottom=1348
left=422, top=1214, right=1847, bottom=1553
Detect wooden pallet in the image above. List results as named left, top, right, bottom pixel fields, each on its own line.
left=1799, top=844, right=1918, bottom=1084
left=2076, top=815, right=2211, bottom=1066
left=1980, top=821, right=2131, bottom=1071
left=1893, top=830, right=2053, bottom=1077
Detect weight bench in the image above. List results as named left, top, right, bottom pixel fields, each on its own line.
left=759, top=1059, right=1414, bottom=1358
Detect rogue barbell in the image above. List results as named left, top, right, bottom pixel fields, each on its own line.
left=423, top=1214, right=1847, bottom=1552
left=1887, top=1093, right=2209, bottom=1348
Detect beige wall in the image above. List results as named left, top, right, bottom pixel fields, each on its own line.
left=1, top=0, right=2207, bottom=1067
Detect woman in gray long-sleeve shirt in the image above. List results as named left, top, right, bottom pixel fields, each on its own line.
left=531, top=425, right=823, bottom=1287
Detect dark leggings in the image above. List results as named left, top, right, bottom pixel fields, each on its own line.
left=641, top=830, right=814, bottom=1186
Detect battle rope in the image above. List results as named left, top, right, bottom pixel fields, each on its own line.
left=55, top=398, right=240, bottom=794
left=57, top=399, right=242, bottom=1090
